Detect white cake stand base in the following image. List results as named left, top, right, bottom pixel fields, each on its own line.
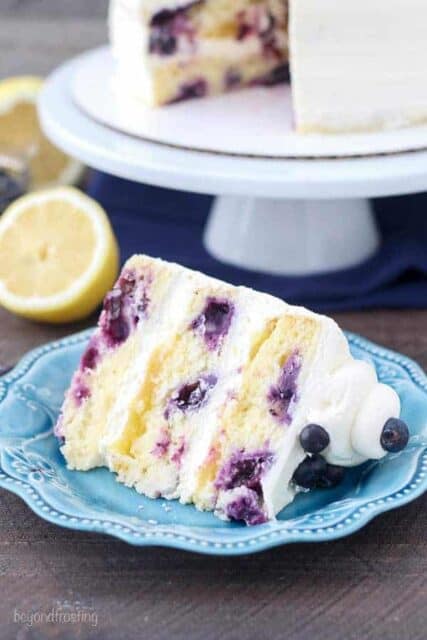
left=205, top=197, right=379, bottom=275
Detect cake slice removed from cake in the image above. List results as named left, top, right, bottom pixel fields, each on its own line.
left=57, top=255, right=410, bottom=525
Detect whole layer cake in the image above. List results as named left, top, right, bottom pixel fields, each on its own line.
left=109, top=0, right=427, bottom=133
left=56, top=255, right=409, bottom=525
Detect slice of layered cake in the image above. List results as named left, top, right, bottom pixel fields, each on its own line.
left=56, top=255, right=409, bottom=525
left=109, top=0, right=288, bottom=106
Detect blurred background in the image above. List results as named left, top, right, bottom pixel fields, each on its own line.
left=0, top=1, right=108, bottom=77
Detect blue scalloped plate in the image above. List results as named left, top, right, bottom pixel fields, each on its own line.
left=0, top=329, right=426, bottom=555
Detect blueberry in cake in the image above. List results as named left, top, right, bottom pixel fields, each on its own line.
left=56, top=255, right=410, bottom=526
left=109, top=0, right=427, bottom=133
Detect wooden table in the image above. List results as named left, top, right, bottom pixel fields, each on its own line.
left=1, top=5, right=427, bottom=639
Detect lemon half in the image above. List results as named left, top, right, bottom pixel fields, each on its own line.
left=0, top=187, right=119, bottom=323
left=0, top=76, right=83, bottom=189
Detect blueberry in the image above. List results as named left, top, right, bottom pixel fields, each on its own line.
left=317, top=464, right=345, bottom=489
left=80, top=336, right=100, bottom=371
left=292, top=455, right=327, bottom=490
left=150, top=8, right=177, bottom=27
left=175, top=381, right=207, bottom=409
left=172, top=79, right=208, bottom=103
left=102, top=289, right=129, bottom=345
left=237, top=22, right=252, bottom=41
left=215, top=450, right=274, bottom=494
left=226, top=488, right=267, bottom=526
left=167, top=375, right=217, bottom=418
left=100, top=271, right=148, bottom=348
left=381, top=418, right=410, bottom=453
left=104, top=289, right=122, bottom=321
left=149, top=28, right=177, bottom=55
left=73, top=380, right=91, bottom=406
left=255, top=64, right=290, bottom=86
left=299, top=424, right=330, bottom=454
left=191, top=297, right=234, bottom=349
left=268, top=351, right=301, bottom=424
left=149, top=9, right=179, bottom=56
left=203, top=300, right=232, bottom=335
left=225, top=69, right=242, bottom=90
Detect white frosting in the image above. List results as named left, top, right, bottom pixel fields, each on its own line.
left=309, top=360, right=377, bottom=467
left=352, top=384, right=401, bottom=460
left=290, top=0, right=427, bottom=132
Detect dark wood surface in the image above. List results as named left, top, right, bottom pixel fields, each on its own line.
left=1, top=307, right=426, bottom=640
left=1, top=5, right=427, bottom=639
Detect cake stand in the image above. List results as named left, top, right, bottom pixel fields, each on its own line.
left=39, top=47, right=427, bottom=276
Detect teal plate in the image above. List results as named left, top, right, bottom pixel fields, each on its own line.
left=0, top=329, right=426, bottom=556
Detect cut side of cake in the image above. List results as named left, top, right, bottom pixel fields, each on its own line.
left=57, top=255, right=410, bottom=525
left=109, top=0, right=289, bottom=106
left=109, top=0, right=427, bottom=133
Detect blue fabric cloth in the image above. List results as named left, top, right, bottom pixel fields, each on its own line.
left=87, top=171, right=427, bottom=312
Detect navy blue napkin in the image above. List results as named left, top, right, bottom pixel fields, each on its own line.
left=87, top=171, right=427, bottom=312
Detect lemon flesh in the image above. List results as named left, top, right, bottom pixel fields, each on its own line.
left=0, top=76, right=83, bottom=189
left=0, top=187, right=119, bottom=323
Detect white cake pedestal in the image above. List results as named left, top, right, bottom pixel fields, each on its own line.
left=39, top=48, right=427, bottom=276
left=205, top=197, right=379, bottom=275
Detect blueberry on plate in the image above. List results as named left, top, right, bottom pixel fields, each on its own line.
left=299, top=424, right=330, bottom=455
left=317, top=464, right=346, bottom=489
left=292, top=455, right=327, bottom=490
left=381, top=418, right=410, bottom=453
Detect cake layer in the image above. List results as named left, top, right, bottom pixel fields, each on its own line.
left=110, top=0, right=288, bottom=105
left=290, top=0, right=427, bottom=133
left=57, top=255, right=406, bottom=525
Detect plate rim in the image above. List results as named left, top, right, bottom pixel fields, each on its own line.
left=0, top=329, right=426, bottom=556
